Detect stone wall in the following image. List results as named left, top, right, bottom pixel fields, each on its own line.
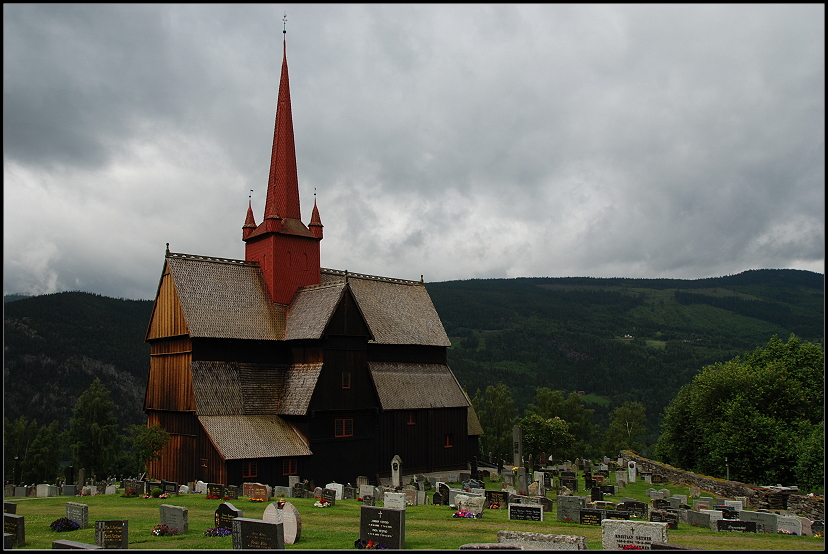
left=621, top=452, right=824, bottom=520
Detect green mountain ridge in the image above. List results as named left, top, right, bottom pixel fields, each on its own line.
left=3, top=269, right=823, bottom=450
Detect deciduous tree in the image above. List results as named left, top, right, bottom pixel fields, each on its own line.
left=472, top=383, right=517, bottom=463
left=65, top=379, right=121, bottom=479
left=604, top=401, right=647, bottom=455
left=21, top=421, right=62, bottom=484
left=518, top=414, right=575, bottom=463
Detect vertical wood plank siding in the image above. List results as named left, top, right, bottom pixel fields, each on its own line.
left=146, top=268, right=189, bottom=340
left=198, top=425, right=227, bottom=484
left=145, top=339, right=194, bottom=411
left=146, top=411, right=197, bottom=484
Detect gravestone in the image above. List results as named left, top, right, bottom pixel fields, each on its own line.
left=641, top=472, right=653, bottom=484
left=178, top=485, right=189, bottom=495
left=318, top=488, right=335, bottom=506
left=207, top=483, right=225, bottom=498
left=161, top=480, right=178, bottom=496
left=579, top=509, right=604, bottom=525
left=105, top=485, right=117, bottom=496
left=360, top=506, right=405, bottom=549
left=132, top=481, right=145, bottom=497
left=195, top=481, right=207, bottom=494
left=37, top=484, right=51, bottom=497
left=590, top=487, right=603, bottom=502
left=811, top=521, right=824, bottom=536
left=263, top=501, right=301, bottom=544
left=649, top=510, right=679, bottom=529
left=618, top=501, right=648, bottom=519
left=717, top=519, right=756, bottom=532
left=512, top=425, right=523, bottom=467
left=733, top=496, right=748, bottom=509
left=51, top=539, right=103, bottom=549
left=557, top=495, right=586, bottom=522
left=325, top=482, right=344, bottom=500
left=363, top=495, right=375, bottom=506
left=508, top=504, right=543, bottom=521
left=383, top=492, right=406, bottom=510
left=403, top=489, right=418, bottom=506
left=215, top=502, right=244, bottom=530
left=738, top=510, right=778, bottom=534
left=4, top=502, right=16, bottom=514
left=604, top=509, right=631, bottom=520
left=248, top=484, right=268, bottom=502
left=94, top=520, right=128, bottom=549
left=355, top=476, right=369, bottom=488
left=776, top=515, right=803, bottom=535
left=627, top=461, right=637, bottom=482
left=516, top=467, right=528, bottom=495
left=159, top=504, right=188, bottom=534
left=712, top=505, right=738, bottom=520
left=560, top=477, right=578, bottom=492
left=495, top=530, right=587, bottom=550
left=344, top=486, right=356, bottom=500
left=459, top=495, right=485, bottom=515
left=14, top=487, right=27, bottom=498
left=390, top=455, right=403, bottom=488
left=653, top=499, right=671, bottom=510
left=5, top=513, right=25, bottom=547
left=699, top=509, right=724, bottom=531
left=66, top=502, right=89, bottom=529
left=231, top=517, right=284, bottom=549
left=602, top=520, right=668, bottom=550
left=292, top=482, right=305, bottom=499
left=688, top=485, right=700, bottom=498
left=485, top=490, right=509, bottom=507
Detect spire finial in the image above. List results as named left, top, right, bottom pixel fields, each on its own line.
left=283, top=12, right=287, bottom=35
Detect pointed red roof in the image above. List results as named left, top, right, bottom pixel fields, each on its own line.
left=264, top=39, right=301, bottom=222
left=243, top=200, right=257, bottom=229
left=309, top=198, right=323, bottom=239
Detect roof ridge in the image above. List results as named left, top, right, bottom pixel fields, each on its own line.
left=168, top=252, right=259, bottom=267
left=321, top=267, right=422, bottom=286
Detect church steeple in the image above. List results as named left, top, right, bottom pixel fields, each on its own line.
left=242, top=22, right=322, bottom=306
left=264, top=39, right=301, bottom=222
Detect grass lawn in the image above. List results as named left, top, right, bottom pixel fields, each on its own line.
left=5, top=474, right=824, bottom=550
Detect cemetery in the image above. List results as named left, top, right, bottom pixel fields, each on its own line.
left=2, top=459, right=823, bottom=550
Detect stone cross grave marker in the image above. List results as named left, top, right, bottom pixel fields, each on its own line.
left=95, top=520, right=128, bottom=549
left=215, top=502, right=243, bottom=530
left=360, top=506, right=405, bottom=549
left=160, top=504, right=188, bottom=534
left=512, top=425, right=523, bottom=467
left=602, top=520, right=668, bottom=550
left=391, top=455, right=403, bottom=488
left=627, top=461, right=637, bottom=482
left=66, top=502, right=89, bottom=529
left=231, top=517, right=284, bottom=549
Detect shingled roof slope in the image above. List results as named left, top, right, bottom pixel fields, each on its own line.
left=320, top=269, right=450, bottom=346
left=278, top=363, right=323, bottom=415
left=199, top=415, right=312, bottom=459
left=368, top=362, right=469, bottom=410
left=166, top=253, right=284, bottom=340
left=285, top=284, right=345, bottom=340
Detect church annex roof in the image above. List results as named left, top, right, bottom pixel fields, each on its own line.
left=198, top=415, right=312, bottom=459
left=368, top=362, right=469, bottom=410
left=318, top=269, right=451, bottom=346
left=165, top=253, right=285, bottom=340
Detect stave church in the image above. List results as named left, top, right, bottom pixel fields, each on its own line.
left=143, top=36, right=482, bottom=487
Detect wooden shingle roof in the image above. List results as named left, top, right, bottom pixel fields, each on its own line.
left=285, top=284, right=346, bottom=340
left=278, top=363, right=323, bottom=415
left=318, top=269, right=451, bottom=346
left=198, top=415, right=312, bottom=459
left=368, top=362, right=469, bottom=410
left=166, top=253, right=284, bottom=340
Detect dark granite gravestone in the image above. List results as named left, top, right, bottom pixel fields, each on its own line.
left=579, top=509, right=604, bottom=525
left=63, top=484, right=78, bottom=496
left=132, top=481, right=146, bottom=497
left=292, top=482, right=305, bottom=499
left=159, top=504, right=188, bottom=534
left=508, top=504, right=543, bottom=521
left=207, top=483, right=225, bottom=498
left=94, top=520, right=128, bottom=549
left=560, top=477, right=578, bottom=492
left=215, top=502, right=243, bottom=530
left=485, top=490, right=509, bottom=507
left=161, top=480, right=178, bottom=496
left=557, top=495, right=586, bottom=522
left=344, top=486, right=356, bottom=500
left=360, top=506, right=405, bottom=549
left=653, top=499, right=670, bottom=510
left=226, top=485, right=238, bottom=499
left=717, top=519, right=757, bottom=533
left=5, top=514, right=25, bottom=547
left=4, top=502, right=16, bottom=514
left=617, top=501, right=648, bottom=519
left=650, top=510, right=679, bottom=529
left=712, top=505, right=738, bottom=520
left=232, top=517, right=284, bottom=549
left=811, top=521, right=824, bottom=536
left=687, top=510, right=710, bottom=528
left=321, top=488, right=337, bottom=506
left=66, top=502, right=89, bottom=529
left=591, top=487, right=604, bottom=501
left=738, top=510, right=777, bottom=534
left=438, top=483, right=450, bottom=504
left=605, top=510, right=631, bottom=520
left=363, top=495, right=376, bottom=506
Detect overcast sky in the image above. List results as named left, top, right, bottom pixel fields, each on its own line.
left=4, top=4, right=824, bottom=300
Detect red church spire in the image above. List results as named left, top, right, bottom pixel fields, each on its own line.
left=242, top=193, right=257, bottom=239
left=309, top=194, right=323, bottom=239
left=264, top=38, right=301, bottom=222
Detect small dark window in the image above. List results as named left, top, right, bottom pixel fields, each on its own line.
left=342, top=372, right=351, bottom=389
left=335, top=418, right=354, bottom=437
left=444, top=434, right=454, bottom=448
left=200, top=458, right=208, bottom=469
left=282, top=459, right=298, bottom=475
left=407, top=411, right=416, bottom=425
left=242, top=461, right=258, bottom=478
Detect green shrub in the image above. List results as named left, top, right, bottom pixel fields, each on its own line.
left=151, top=487, right=162, bottom=498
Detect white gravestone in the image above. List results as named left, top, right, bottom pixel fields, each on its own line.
left=627, top=461, right=637, bottom=483
left=383, top=492, right=407, bottom=510
left=325, top=482, right=344, bottom=501
left=602, top=520, right=668, bottom=550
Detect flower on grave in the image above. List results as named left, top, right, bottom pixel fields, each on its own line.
left=152, top=523, right=180, bottom=537
left=122, top=489, right=138, bottom=498
left=357, top=497, right=364, bottom=502
left=50, top=517, right=80, bottom=533
left=488, top=503, right=500, bottom=509
left=692, top=522, right=698, bottom=526
left=249, top=497, right=265, bottom=503
left=206, top=494, right=220, bottom=500
left=158, top=493, right=169, bottom=499
left=223, top=496, right=230, bottom=501
left=621, top=546, right=643, bottom=550
left=204, top=527, right=232, bottom=537
left=354, top=538, right=388, bottom=549
left=313, top=499, right=331, bottom=508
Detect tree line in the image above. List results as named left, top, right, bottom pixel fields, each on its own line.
left=4, top=379, right=169, bottom=486
left=472, top=334, right=823, bottom=492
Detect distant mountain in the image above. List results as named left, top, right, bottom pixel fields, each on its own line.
left=425, top=269, right=824, bottom=442
left=3, top=269, right=823, bottom=444
left=3, top=292, right=153, bottom=429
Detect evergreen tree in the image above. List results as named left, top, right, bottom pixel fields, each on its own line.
left=21, top=421, right=62, bottom=484
left=472, top=383, right=517, bottom=463
left=65, top=379, right=121, bottom=479
left=525, top=388, right=599, bottom=459
left=3, top=416, right=38, bottom=484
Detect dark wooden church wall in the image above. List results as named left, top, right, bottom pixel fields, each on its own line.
left=191, top=337, right=289, bottom=364
left=367, top=343, right=447, bottom=364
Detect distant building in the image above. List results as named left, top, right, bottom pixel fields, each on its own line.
left=143, top=38, right=481, bottom=487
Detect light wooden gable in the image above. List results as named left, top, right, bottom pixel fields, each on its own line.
left=146, top=261, right=190, bottom=340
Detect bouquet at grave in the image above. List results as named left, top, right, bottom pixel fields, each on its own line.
left=152, top=523, right=180, bottom=537
left=204, top=527, right=232, bottom=537
left=249, top=497, right=265, bottom=503
left=50, top=517, right=80, bottom=532
left=121, top=489, right=138, bottom=498
left=354, top=538, right=389, bottom=549
left=313, top=498, right=331, bottom=507
left=206, top=494, right=221, bottom=500
left=158, top=493, right=169, bottom=499
left=452, top=510, right=481, bottom=519
left=621, top=546, right=643, bottom=550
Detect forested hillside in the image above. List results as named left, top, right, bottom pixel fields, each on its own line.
left=425, top=269, right=824, bottom=445
left=4, top=292, right=153, bottom=429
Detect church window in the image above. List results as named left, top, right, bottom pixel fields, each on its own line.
left=282, top=459, right=298, bottom=475
left=444, top=434, right=454, bottom=448
left=242, top=461, right=258, bottom=478
left=335, top=418, right=354, bottom=437
left=407, top=411, right=416, bottom=425
left=286, top=251, right=291, bottom=267
left=341, top=372, right=351, bottom=389
left=200, top=458, right=208, bottom=469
